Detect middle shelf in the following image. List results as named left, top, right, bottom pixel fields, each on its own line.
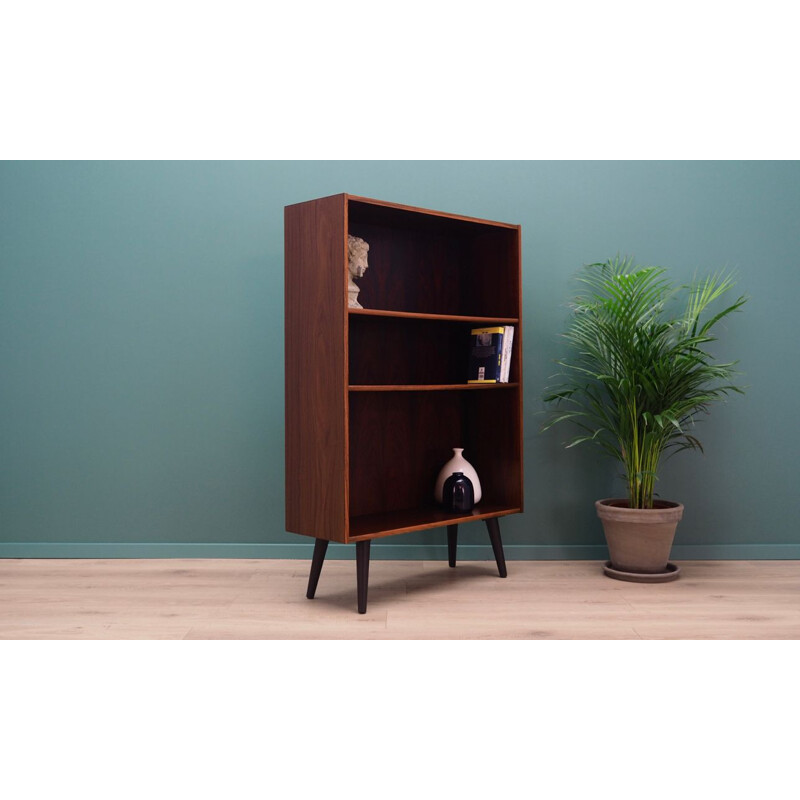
left=349, top=383, right=520, bottom=392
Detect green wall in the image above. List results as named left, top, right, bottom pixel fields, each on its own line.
left=2, top=161, right=798, bottom=559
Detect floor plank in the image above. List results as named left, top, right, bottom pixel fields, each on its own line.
left=1, top=559, right=799, bottom=639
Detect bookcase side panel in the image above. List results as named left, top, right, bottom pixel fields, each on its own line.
left=285, top=197, right=348, bottom=542
left=514, top=226, right=524, bottom=511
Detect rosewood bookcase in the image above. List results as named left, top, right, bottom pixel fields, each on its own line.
left=284, top=194, right=523, bottom=613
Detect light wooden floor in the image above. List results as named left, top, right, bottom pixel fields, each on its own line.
left=2, top=558, right=799, bottom=639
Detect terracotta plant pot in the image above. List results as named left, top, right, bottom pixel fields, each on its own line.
left=595, top=498, right=684, bottom=579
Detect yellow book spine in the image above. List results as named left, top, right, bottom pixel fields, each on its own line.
left=470, top=326, right=505, bottom=335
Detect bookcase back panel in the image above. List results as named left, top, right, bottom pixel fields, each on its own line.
left=349, top=316, right=474, bottom=385
left=348, top=390, right=521, bottom=521
left=348, top=392, right=462, bottom=519
left=465, top=389, right=523, bottom=510
left=469, top=229, right=521, bottom=321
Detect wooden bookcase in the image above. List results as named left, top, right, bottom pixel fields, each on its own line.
left=285, top=194, right=523, bottom=612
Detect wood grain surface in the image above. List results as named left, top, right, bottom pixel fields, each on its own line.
left=3, top=559, right=799, bottom=640
left=284, top=196, right=348, bottom=541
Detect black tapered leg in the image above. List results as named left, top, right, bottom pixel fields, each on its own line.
left=447, top=524, right=458, bottom=568
left=306, top=538, right=329, bottom=599
left=485, top=518, right=508, bottom=578
left=356, top=540, right=371, bottom=614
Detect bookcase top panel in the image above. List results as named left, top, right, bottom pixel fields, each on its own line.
left=346, top=194, right=521, bottom=233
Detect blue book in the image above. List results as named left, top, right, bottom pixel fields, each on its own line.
left=467, top=326, right=504, bottom=383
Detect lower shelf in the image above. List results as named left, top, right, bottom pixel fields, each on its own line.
left=347, top=504, right=521, bottom=541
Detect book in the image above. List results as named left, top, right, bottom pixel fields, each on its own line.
left=499, top=325, right=514, bottom=383
left=468, top=326, right=505, bottom=383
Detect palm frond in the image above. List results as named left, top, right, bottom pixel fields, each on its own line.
left=542, top=257, right=747, bottom=508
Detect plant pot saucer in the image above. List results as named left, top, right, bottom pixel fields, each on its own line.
left=602, top=561, right=681, bottom=583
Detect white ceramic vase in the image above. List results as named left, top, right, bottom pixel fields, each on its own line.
left=435, top=448, right=482, bottom=505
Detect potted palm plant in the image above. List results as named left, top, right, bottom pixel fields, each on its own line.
left=544, top=257, right=747, bottom=582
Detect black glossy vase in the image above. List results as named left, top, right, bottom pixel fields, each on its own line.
left=442, top=472, right=474, bottom=513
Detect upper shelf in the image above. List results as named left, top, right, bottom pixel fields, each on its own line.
left=349, top=308, right=519, bottom=325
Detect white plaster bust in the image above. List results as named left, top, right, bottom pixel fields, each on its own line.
left=347, top=235, right=370, bottom=309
